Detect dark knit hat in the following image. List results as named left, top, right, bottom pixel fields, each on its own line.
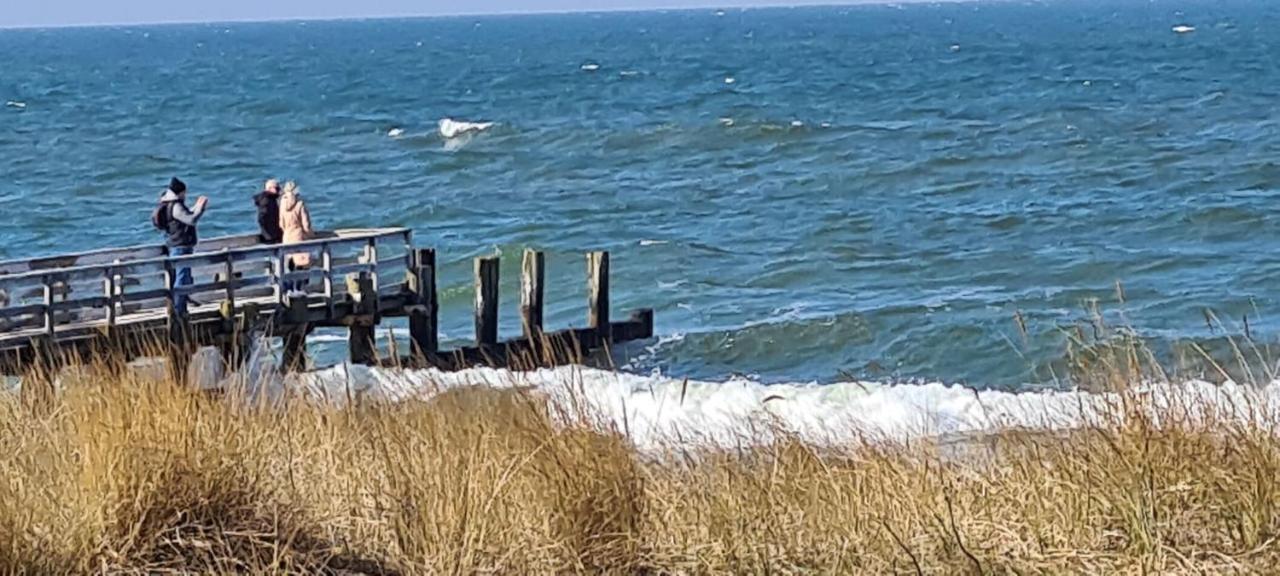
left=169, top=177, right=187, bottom=194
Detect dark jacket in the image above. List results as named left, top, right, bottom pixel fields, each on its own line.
left=254, top=191, right=282, bottom=244
left=158, top=188, right=205, bottom=248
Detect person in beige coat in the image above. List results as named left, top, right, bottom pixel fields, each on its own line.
left=279, top=181, right=314, bottom=290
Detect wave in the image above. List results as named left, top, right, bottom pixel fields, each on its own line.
left=175, top=340, right=1280, bottom=449
left=438, top=118, right=495, bottom=139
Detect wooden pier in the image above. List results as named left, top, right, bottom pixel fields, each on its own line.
left=0, top=228, right=653, bottom=379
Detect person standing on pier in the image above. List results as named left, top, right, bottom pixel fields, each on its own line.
left=278, top=181, right=313, bottom=293
left=254, top=179, right=283, bottom=244
left=153, top=177, right=208, bottom=315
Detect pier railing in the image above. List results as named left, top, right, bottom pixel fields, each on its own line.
left=0, top=228, right=413, bottom=343
left=0, top=229, right=655, bottom=380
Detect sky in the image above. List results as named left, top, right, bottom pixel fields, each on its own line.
left=0, top=0, right=897, bottom=29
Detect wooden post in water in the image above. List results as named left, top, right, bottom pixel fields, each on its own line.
left=346, top=272, right=377, bottom=366
left=521, top=249, right=545, bottom=339
left=407, top=248, right=438, bottom=360
left=474, top=256, right=499, bottom=346
left=587, top=251, right=610, bottom=342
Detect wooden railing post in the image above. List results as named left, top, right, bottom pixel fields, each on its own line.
left=587, top=251, right=610, bottom=342
left=222, top=250, right=236, bottom=310
left=321, top=243, right=334, bottom=319
left=41, top=275, right=54, bottom=338
left=474, top=256, right=499, bottom=346
left=521, top=249, right=545, bottom=339
left=407, top=248, right=437, bottom=360
left=101, top=267, right=117, bottom=335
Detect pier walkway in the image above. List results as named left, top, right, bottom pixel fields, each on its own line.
left=0, top=229, right=653, bottom=377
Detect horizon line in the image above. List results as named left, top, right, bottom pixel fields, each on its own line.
left=0, top=0, right=970, bottom=31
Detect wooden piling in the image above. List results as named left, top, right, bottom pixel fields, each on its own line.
left=407, top=248, right=438, bottom=360
left=282, top=330, right=307, bottom=373
left=163, top=261, right=190, bottom=384
left=521, top=249, right=545, bottom=339
left=475, top=256, right=499, bottom=346
left=346, top=272, right=378, bottom=366
left=587, top=251, right=610, bottom=341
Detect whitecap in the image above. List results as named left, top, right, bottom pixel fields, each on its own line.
left=718, top=117, right=735, bottom=127
left=619, top=70, right=640, bottom=77
left=790, top=120, right=805, bottom=128
left=639, top=239, right=669, bottom=246
left=580, top=62, right=601, bottom=72
left=5, top=101, right=26, bottom=109
left=387, top=127, right=405, bottom=138
left=438, top=118, right=494, bottom=139
left=278, top=364, right=1280, bottom=449
left=724, top=76, right=736, bottom=85
left=1172, top=25, right=1196, bottom=34
left=949, top=44, right=961, bottom=52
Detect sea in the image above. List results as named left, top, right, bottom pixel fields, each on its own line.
left=3, top=0, right=1280, bottom=437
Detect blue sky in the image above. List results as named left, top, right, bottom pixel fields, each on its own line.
left=1, top=1, right=895, bottom=28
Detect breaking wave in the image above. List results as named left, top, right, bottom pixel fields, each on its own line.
left=174, top=343, right=1280, bottom=450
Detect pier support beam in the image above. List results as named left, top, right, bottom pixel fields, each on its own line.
left=281, top=294, right=310, bottom=373
left=407, top=248, right=438, bottom=361
left=521, top=249, right=545, bottom=339
left=346, top=272, right=378, bottom=366
left=587, top=251, right=610, bottom=342
left=282, top=330, right=307, bottom=373
left=475, top=256, right=499, bottom=347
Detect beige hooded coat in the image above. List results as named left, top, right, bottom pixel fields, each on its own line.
left=279, top=183, right=314, bottom=267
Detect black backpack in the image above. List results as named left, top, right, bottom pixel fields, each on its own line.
left=151, top=202, right=171, bottom=231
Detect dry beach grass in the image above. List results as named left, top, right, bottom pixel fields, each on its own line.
left=3, top=330, right=1280, bottom=574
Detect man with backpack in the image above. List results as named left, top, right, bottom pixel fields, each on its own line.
left=152, top=177, right=209, bottom=316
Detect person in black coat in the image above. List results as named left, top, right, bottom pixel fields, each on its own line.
left=254, top=179, right=283, bottom=244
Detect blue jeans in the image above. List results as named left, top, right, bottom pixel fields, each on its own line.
left=171, top=245, right=193, bottom=316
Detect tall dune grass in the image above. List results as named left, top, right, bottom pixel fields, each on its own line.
left=3, top=330, right=1280, bottom=574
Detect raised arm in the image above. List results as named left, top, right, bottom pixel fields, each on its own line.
left=171, top=200, right=205, bottom=226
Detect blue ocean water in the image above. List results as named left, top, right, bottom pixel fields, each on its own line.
left=1, top=1, right=1279, bottom=388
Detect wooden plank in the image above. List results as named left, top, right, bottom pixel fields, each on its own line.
left=407, top=248, right=437, bottom=358
left=474, top=256, right=499, bottom=346
left=587, top=251, right=610, bottom=341
left=329, top=262, right=376, bottom=277
left=521, top=249, right=545, bottom=338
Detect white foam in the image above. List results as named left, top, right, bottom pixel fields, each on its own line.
left=580, top=63, right=601, bottom=72
left=276, top=365, right=1280, bottom=449
left=438, top=118, right=494, bottom=139
left=791, top=120, right=805, bottom=128
left=718, top=117, right=735, bottom=127
left=5, top=101, right=26, bottom=109
left=724, top=76, right=736, bottom=85
left=387, top=127, right=405, bottom=138
left=639, top=239, right=669, bottom=246
left=1172, top=25, right=1196, bottom=34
